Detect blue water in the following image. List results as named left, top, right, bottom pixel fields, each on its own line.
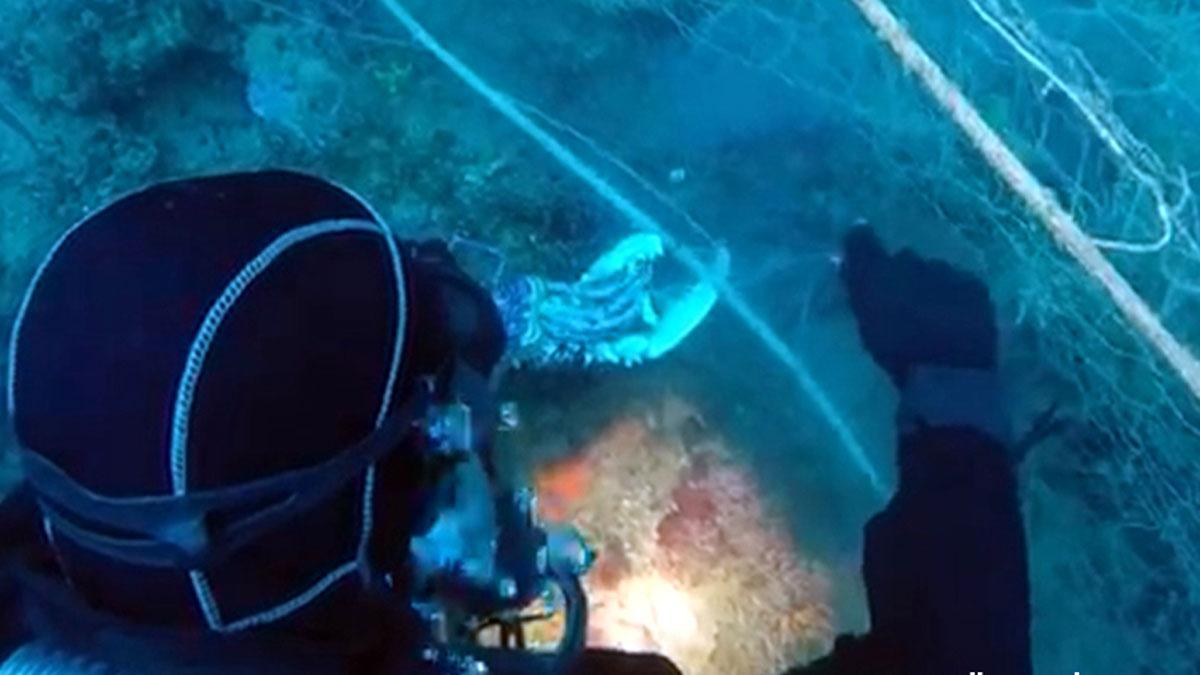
left=1, top=1, right=1198, bottom=673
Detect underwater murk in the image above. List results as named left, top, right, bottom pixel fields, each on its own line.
left=2, top=1, right=1200, bottom=674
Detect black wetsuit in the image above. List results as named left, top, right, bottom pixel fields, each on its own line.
left=2, top=412, right=1030, bottom=675
left=788, top=422, right=1032, bottom=675
left=0, top=481, right=439, bottom=674
left=788, top=226, right=1033, bottom=675
left=0, top=498, right=681, bottom=675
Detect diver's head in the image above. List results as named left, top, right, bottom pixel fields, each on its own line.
left=6, top=171, right=499, bottom=634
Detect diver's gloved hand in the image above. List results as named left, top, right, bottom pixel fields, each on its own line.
left=840, top=223, right=1008, bottom=442
left=840, top=224, right=997, bottom=387
left=494, top=233, right=726, bottom=368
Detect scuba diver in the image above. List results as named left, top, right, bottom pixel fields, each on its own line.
left=0, top=170, right=1031, bottom=674
left=0, top=170, right=703, bottom=675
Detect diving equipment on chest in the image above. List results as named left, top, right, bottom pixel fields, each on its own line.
left=410, top=382, right=595, bottom=673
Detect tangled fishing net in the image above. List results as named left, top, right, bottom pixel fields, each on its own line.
left=374, top=0, right=1200, bottom=670
left=842, top=3, right=1200, bottom=671
left=628, top=0, right=1200, bottom=670
left=0, top=0, right=1196, bottom=672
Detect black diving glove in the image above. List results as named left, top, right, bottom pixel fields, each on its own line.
left=840, top=224, right=1009, bottom=443
left=839, top=224, right=997, bottom=387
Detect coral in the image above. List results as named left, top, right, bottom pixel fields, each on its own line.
left=654, top=466, right=721, bottom=560
left=531, top=396, right=833, bottom=675
left=590, top=538, right=632, bottom=589
left=535, top=453, right=594, bottom=522
left=239, top=22, right=343, bottom=145
left=3, top=1, right=232, bottom=112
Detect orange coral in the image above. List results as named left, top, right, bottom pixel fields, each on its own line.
left=534, top=418, right=649, bottom=522
left=535, top=453, right=593, bottom=522
left=532, top=398, right=834, bottom=675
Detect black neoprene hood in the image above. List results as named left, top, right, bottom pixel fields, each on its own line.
left=7, top=171, right=417, bottom=631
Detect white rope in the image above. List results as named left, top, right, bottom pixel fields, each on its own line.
left=377, top=0, right=886, bottom=496
left=846, top=0, right=1200, bottom=406
left=967, top=0, right=1188, bottom=255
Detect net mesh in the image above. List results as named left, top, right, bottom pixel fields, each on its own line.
left=1, top=0, right=1198, bottom=671
left=387, top=1, right=1200, bottom=669
left=738, top=1, right=1200, bottom=669
left=820, top=1, right=1200, bottom=670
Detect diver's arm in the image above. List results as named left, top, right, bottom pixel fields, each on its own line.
left=864, top=424, right=1030, bottom=675
left=783, top=423, right=1030, bottom=675
left=783, top=224, right=1031, bottom=675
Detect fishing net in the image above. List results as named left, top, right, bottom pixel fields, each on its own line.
left=685, top=3, right=1200, bottom=671
left=825, top=3, right=1200, bottom=671
left=355, top=2, right=1200, bottom=669
left=1, top=0, right=1198, bottom=672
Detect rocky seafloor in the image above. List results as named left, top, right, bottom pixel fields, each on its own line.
left=3, top=2, right=1200, bottom=673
